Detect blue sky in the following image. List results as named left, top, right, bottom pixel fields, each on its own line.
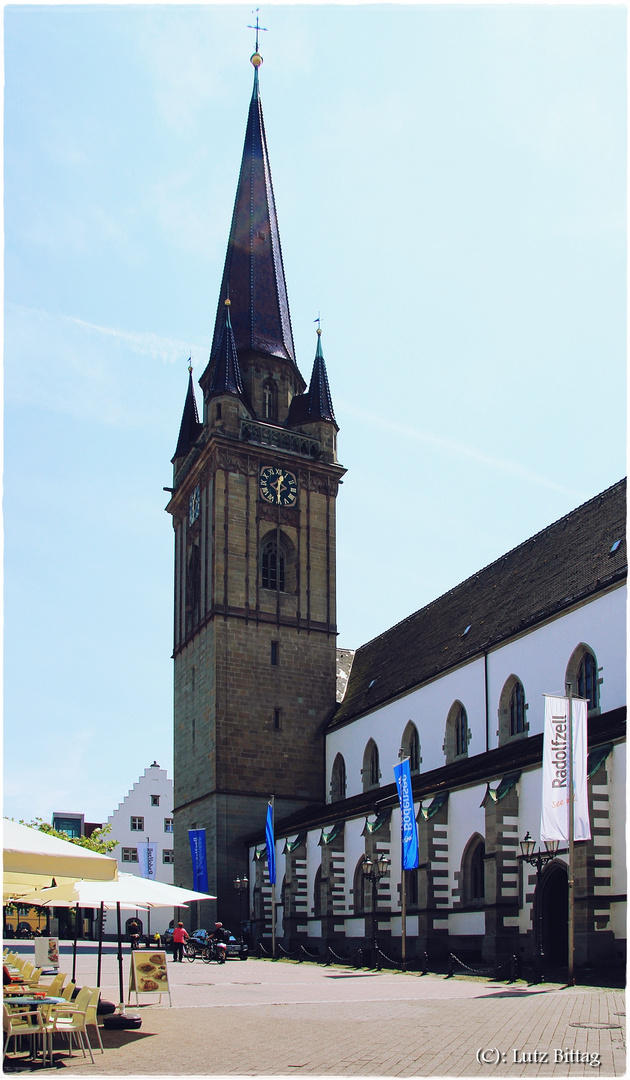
left=4, top=4, right=626, bottom=824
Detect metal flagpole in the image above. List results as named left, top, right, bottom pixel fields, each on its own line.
left=398, top=748, right=407, bottom=971
left=96, top=901, right=104, bottom=988
left=401, top=869, right=407, bottom=971
left=566, top=683, right=575, bottom=985
left=271, top=796, right=276, bottom=960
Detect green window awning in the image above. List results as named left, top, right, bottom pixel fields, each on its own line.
left=421, top=792, right=448, bottom=820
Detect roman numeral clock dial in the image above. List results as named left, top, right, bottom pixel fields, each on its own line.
left=259, top=466, right=298, bottom=507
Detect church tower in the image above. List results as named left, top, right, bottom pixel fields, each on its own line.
left=166, top=51, right=344, bottom=926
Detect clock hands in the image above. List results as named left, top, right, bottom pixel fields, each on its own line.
left=272, top=472, right=286, bottom=503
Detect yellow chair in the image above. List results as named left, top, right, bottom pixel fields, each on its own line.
left=26, top=967, right=43, bottom=987
left=39, top=972, right=66, bottom=997
left=3, top=1004, right=46, bottom=1064
left=48, top=988, right=94, bottom=1064
left=20, top=962, right=34, bottom=981
left=82, top=987, right=103, bottom=1053
left=61, top=980, right=75, bottom=1001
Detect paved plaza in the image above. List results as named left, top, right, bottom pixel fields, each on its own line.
left=4, top=946, right=625, bottom=1077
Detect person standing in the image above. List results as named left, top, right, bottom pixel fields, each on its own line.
left=172, top=922, right=188, bottom=962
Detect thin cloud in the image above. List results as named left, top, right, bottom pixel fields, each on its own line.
left=340, top=400, right=584, bottom=499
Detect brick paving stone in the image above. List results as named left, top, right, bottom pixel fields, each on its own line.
left=2, top=951, right=625, bottom=1077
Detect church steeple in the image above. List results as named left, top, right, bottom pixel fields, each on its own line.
left=172, top=363, right=202, bottom=464
left=208, top=53, right=297, bottom=370
left=307, top=328, right=337, bottom=428
left=208, top=299, right=245, bottom=399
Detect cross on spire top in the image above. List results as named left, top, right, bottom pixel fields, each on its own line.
left=248, top=8, right=267, bottom=55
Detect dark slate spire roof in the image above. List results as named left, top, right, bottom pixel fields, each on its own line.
left=307, top=329, right=337, bottom=427
left=209, top=299, right=245, bottom=398
left=331, top=478, right=627, bottom=729
left=209, top=61, right=297, bottom=367
left=172, top=364, right=202, bottom=462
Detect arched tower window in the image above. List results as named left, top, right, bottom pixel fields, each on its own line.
left=444, top=701, right=469, bottom=763
left=185, top=543, right=201, bottom=632
left=261, top=538, right=285, bottom=592
left=401, top=722, right=421, bottom=774
left=566, top=644, right=600, bottom=713
left=362, top=739, right=380, bottom=792
left=498, top=676, right=528, bottom=745
left=262, top=379, right=277, bottom=422
left=330, top=753, right=346, bottom=802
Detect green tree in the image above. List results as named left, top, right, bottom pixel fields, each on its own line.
left=15, top=818, right=118, bottom=855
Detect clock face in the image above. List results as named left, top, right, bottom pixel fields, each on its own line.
left=260, top=466, right=298, bottom=507
left=188, top=485, right=200, bottom=525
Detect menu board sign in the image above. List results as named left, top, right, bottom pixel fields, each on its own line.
left=35, top=937, right=59, bottom=971
left=128, top=950, right=170, bottom=1005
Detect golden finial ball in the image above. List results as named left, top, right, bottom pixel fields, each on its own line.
left=225, top=298, right=231, bottom=307
left=251, top=52, right=263, bottom=68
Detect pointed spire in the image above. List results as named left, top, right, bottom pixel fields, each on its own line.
left=307, top=328, right=337, bottom=427
left=209, top=54, right=296, bottom=367
left=209, top=299, right=245, bottom=398
left=172, top=362, right=202, bottom=462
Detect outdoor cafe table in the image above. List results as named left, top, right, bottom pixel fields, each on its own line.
left=4, top=996, right=66, bottom=1006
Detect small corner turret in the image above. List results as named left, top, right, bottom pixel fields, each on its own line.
left=171, top=362, right=202, bottom=480
left=285, top=326, right=338, bottom=463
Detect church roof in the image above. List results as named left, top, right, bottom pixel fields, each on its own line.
left=172, top=366, right=202, bottom=462
left=209, top=63, right=297, bottom=368
left=208, top=299, right=245, bottom=398
left=306, top=329, right=337, bottom=427
left=331, top=478, right=627, bottom=729
left=284, top=329, right=337, bottom=429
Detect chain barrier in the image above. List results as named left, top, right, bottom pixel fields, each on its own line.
left=276, top=943, right=302, bottom=961
left=448, top=952, right=518, bottom=980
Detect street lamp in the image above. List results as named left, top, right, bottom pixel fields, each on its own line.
left=519, top=831, right=560, bottom=983
left=233, top=874, right=249, bottom=931
left=362, top=853, right=390, bottom=966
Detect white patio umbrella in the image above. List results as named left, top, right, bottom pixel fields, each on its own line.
left=3, top=820, right=118, bottom=881
left=19, top=874, right=216, bottom=1003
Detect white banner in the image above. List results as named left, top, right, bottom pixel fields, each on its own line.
left=136, top=842, right=158, bottom=880
left=541, top=695, right=591, bottom=842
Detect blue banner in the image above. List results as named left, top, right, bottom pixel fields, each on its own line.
left=393, top=759, right=419, bottom=870
left=265, top=802, right=276, bottom=884
left=188, top=828, right=208, bottom=893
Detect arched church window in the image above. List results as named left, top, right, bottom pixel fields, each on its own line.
left=261, top=538, right=285, bottom=592
left=401, top=722, right=421, bottom=774
left=460, top=834, right=486, bottom=907
left=444, top=701, right=469, bottom=763
left=566, top=645, right=600, bottom=713
left=330, top=753, right=346, bottom=802
left=509, top=682, right=526, bottom=736
left=498, top=676, right=528, bottom=745
left=362, top=740, right=380, bottom=792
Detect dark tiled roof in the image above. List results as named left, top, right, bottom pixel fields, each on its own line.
left=172, top=368, right=202, bottom=462
left=331, top=479, right=627, bottom=729
left=208, top=67, right=297, bottom=368
left=209, top=302, right=245, bottom=398
left=306, top=331, right=337, bottom=427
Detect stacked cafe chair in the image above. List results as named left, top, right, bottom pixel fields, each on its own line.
left=3, top=1004, right=47, bottom=1065
left=48, top=986, right=95, bottom=1064
left=83, top=987, right=104, bottom=1053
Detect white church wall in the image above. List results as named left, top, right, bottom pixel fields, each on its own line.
left=486, top=587, right=626, bottom=751
left=327, top=586, right=625, bottom=794
left=326, top=657, right=487, bottom=799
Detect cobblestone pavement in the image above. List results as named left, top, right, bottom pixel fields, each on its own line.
left=4, top=949, right=625, bottom=1077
